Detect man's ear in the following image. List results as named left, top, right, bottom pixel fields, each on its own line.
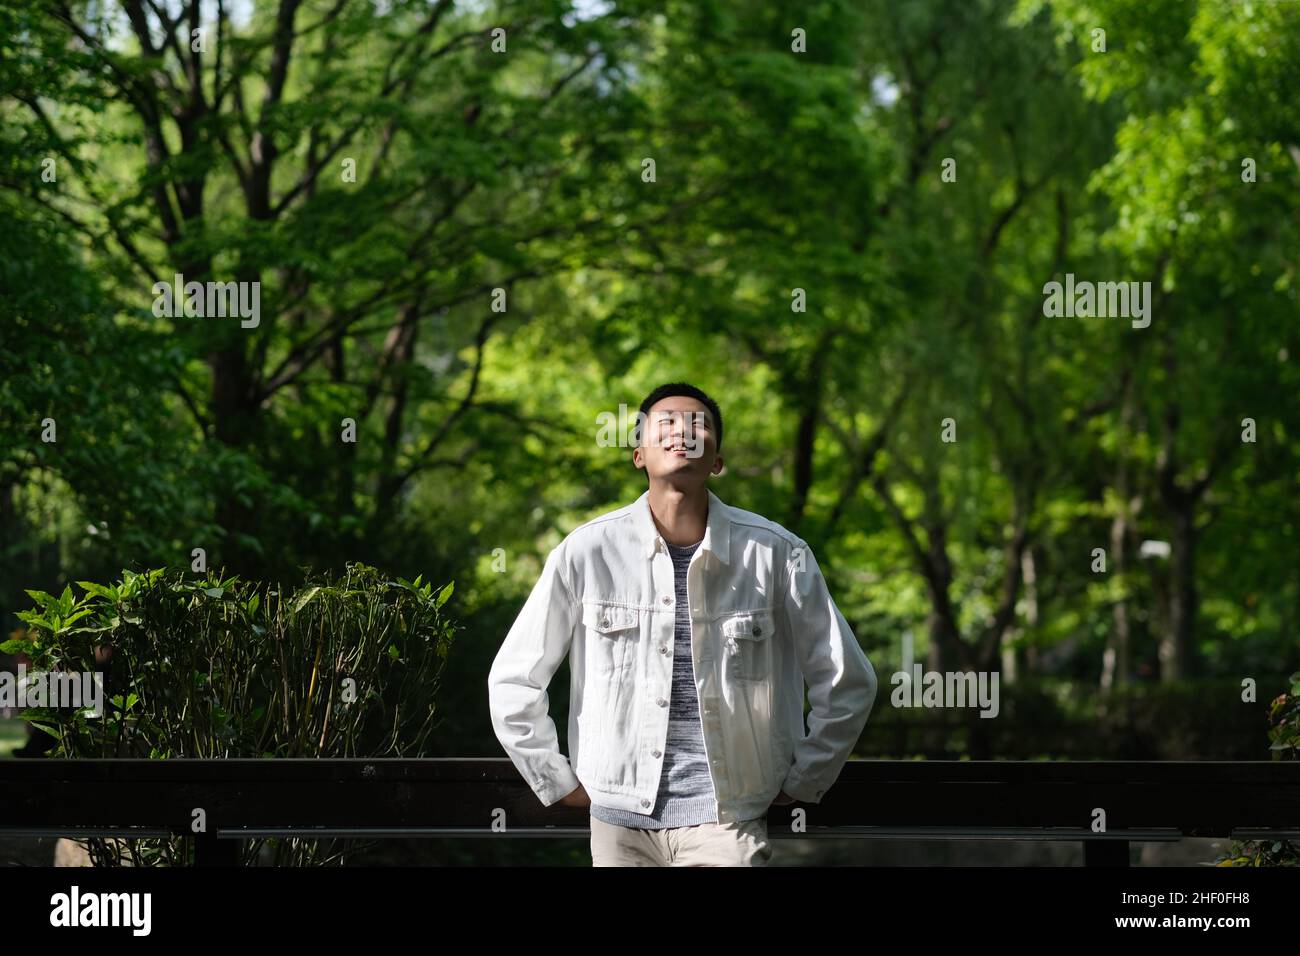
left=712, top=455, right=724, bottom=475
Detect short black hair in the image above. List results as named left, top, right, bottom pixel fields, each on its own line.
left=636, top=382, right=724, bottom=453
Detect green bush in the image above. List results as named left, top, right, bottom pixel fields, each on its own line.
left=1215, top=671, right=1300, bottom=867
left=3, top=563, right=456, bottom=865
left=862, top=678, right=1280, bottom=760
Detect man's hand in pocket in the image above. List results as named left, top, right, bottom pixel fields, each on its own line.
left=557, top=783, right=591, bottom=808
left=769, top=789, right=796, bottom=807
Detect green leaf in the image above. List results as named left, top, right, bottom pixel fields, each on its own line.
left=77, top=581, right=117, bottom=601
left=23, top=589, right=56, bottom=607
left=62, top=608, right=93, bottom=628
left=292, top=586, right=322, bottom=614
left=436, top=581, right=454, bottom=608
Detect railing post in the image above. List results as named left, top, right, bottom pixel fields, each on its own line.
left=194, top=832, right=241, bottom=866
left=1083, top=840, right=1130, bottom=867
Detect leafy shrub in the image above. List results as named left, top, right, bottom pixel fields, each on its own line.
left=4, top=563, right=456, bottom=865
left=1214, top=671, right=1300, bottom=867
left=862, top=678, right=1278, bottom=760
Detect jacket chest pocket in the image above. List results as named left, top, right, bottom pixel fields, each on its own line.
left=720, top=609, right=776, bottom=683
left=582, top=602, right=640, bottom=676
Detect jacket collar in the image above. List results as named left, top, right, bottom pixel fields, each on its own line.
left=635, top=487, right=731, bottom=565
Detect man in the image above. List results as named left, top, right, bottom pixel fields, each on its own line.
left=487, top=382, right=877, bottom=866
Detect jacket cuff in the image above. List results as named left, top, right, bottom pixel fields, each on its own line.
left=780, top=768, right=828, bottom=804
left=531, top=761, right=581, bottom=807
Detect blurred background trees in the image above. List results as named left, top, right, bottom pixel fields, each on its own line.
left=2, top=0, right=1298, bottom=773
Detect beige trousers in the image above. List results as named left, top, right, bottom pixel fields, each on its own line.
left=589, top=814, right=773, bottom=867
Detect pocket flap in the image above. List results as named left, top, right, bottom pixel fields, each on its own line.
left=721, top=610, right=775, bottom=641
left=582, top=603, right=639, bottom=634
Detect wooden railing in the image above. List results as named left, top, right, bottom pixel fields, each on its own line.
left=3, top=758, right=1297, bottom=866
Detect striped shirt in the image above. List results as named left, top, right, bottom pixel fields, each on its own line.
left=589, top=537, right=718, bottom=828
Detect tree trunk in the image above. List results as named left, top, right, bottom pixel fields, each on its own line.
left=1162, top=502, right=1199, bottom=681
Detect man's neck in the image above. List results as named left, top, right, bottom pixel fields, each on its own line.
left=647, top=482, right=708, bottom=547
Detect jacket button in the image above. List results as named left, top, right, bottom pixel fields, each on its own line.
left=641, top=799, right=651, bottom=807
left=752, top=624, right=762, bottom=636
left=600, top=618, right=610, bottom=628
left=652, top=749, right=661, bottom=758
left=659, top=645, right=668, bottom=654
left=657, top=697, right=667, bottom=707
left=662, top=596, right=672, bottom=605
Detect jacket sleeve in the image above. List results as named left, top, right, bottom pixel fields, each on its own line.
left=487, top=544, right=582, bottom=807
left=778, top=537, right=877, bottom=804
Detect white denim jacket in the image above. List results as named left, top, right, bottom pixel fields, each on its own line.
left=487, top=488, right=877, bottom=824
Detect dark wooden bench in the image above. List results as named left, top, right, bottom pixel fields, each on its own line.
left=2, top=758, right=1297, bottom=866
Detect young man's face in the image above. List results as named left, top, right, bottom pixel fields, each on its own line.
left=634, top=396, right=722, bottom=485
